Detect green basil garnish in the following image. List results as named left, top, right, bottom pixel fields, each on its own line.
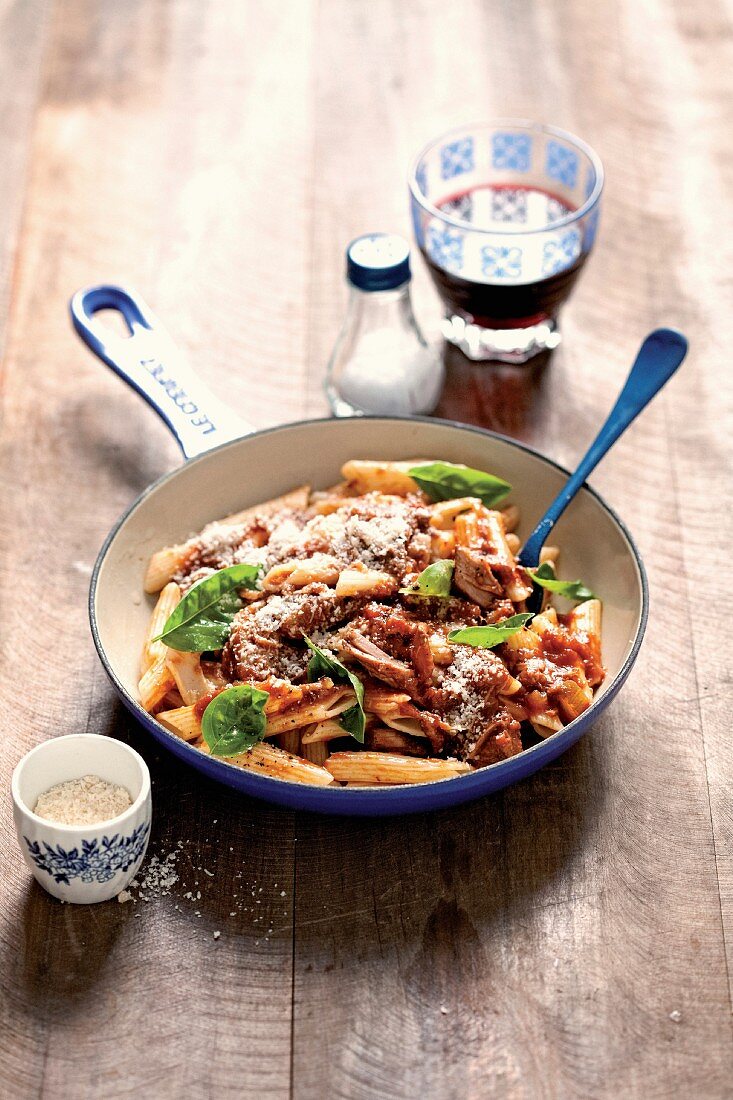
left=400, top=559, right=454, bottom=598
left=448, top=613, right=533, bottom=648
left=201, top=684, right=269, bottom=757
left=155, top=563, right=262, bottom=652
left=304, top=636, right=365, bottom=743
left=408, top=461, right=511, bottom=508
left=529, top=562, right=595, bottom=601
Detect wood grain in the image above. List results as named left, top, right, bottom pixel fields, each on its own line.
left=291, top=3, right=733, bottom=1098
left=0, top=1, right=312, bottom=1095
left=0, top=0, right=731, bottom=1097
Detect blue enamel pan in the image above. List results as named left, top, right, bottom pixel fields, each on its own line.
left=71, top=285, right=650, bottom=816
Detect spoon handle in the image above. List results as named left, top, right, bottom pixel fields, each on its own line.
left=518, top=327, right=688, bottom=567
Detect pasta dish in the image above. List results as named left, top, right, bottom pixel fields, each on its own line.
left=138, top=459, right=604, bottom=787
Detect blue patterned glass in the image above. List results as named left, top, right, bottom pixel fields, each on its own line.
left=546, top=139, right=579, bottom=188
left=440, top=137, right=475, bottom=179
left=409, top=121, right=603, bottom=362
left=491, top=132, right=532, bottom=172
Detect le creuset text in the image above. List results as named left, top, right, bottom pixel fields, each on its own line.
left=140, top=355, right=217, bottom=436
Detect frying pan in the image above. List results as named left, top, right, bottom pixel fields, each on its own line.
left=70, top=285, right=648, bottom=816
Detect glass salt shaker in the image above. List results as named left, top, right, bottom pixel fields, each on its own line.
left=325, top=233, right=444, bottom=416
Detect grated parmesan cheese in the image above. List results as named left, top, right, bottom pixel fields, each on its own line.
left=438, top=647, right=508, bottom=731
left=34, top=774, right=132, bottom=825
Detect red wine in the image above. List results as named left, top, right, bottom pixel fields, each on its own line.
left=422, top=250, right=588, bottom=329
left=421, top=183, right=587, bottom=329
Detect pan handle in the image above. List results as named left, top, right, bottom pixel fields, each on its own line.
left=69, top=285, right=253, bottom=459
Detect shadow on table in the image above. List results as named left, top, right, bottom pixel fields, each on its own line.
left=289, top=728, right=603, bottom=969
left=434, top=342, right=554, bottom=440
left=19, top=880, right=131, bottom=1004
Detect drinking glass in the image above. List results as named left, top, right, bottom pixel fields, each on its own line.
left=409, top=121, right=604, bottom=363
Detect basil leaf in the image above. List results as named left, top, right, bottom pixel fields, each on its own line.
left=400, top=559, right=454, bottom=598
left=303, top=636, right=365, bottom=744
left=201, top=684, right=269, bottom=757
left=529, top=562, right=596, bottom=601
left=448, top=613, right=533, bottom=648
left=155, top=563, right=262, bottom=651
left=408, top=461, right=511, bottom=508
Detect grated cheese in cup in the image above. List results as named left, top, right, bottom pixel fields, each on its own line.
left=33, top=774, right=132, bottom=825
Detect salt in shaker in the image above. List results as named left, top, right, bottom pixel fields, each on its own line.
left=325, top=233, right=444, bottom=416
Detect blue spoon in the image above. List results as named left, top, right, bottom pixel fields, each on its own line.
left=519, top=327, right=688, bottom=612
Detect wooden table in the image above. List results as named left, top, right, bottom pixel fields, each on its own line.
left=1, top=2, right=731, bottom=1096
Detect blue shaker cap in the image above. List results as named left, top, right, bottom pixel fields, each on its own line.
left=346, top=233, right=411, bottom=291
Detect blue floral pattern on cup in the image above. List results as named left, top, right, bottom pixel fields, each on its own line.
left=440, top=138, right=474, bottom=179
left=24, top=821, right=149, bottom=885
left=491, top=188, right=528, bottom=223
left=491, top=132, right=532, bottom=172
left=481, top=245, right=522, bottom=279
left=546, top=140, right=579, bottom=188
left=541, top=228, right=582, bottom=275
left=426, top=225, right=464, bottom=273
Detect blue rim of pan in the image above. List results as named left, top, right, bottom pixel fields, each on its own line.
left=88, top=416, right=649, bottom=814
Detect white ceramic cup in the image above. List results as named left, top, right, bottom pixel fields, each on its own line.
left=11, top=734, right=152, bottom=904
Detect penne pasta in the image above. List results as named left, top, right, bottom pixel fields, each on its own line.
left=498, top=673, right=523, bottom=697
left=263, top=554, right=340, bottom=592
left=264, top=687, right=357, bottom=736
left=557, top=674, right=593, bottom=721
left=363, top=686, right=429, bottom=739
left=430, top=529, right=456, bottom=561
left=156, top=704, right=202, bottom=742
left=430, top=497, right=481, bottom=529
left=505, top=532, right=520, bottom=555
left=500, top=503, right=520, bottom=533
left=340, top=459, right=430, bottom=496
left=278, top=729, right=302, bottom=755
left=142, top=582, right=181, bottom=673
left=139, top=655, right=175, bottom=712
left=539, top=545, right=560, bottom=566
left=481, top=509, right=533, bottom=602
left=145, top=545, right=187, bottom=594
left=570, top=598, right=601, bottom=639
left=165, top=650, right=211, bottom=705
left=301, top=719, right=350, bottom=744
left=530, top=712, right=564, bottom=737
left=227, top=741, right=334, bottom=786
left=502, top=627, right=542, bottom=656
left=325, top=752, right=471, bottom=785
left=302, top=740, right=330, bottom=766
left=335, top=565, right=397, bottom=597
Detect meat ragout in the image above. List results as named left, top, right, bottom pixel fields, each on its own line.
left=140, top=463, right=604, bottom=785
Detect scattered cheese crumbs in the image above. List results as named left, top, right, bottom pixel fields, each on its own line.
left=131, top=851, right=179, bottom=899
left=34, top=774, right=132, bottom=825
left=213, top=931, right=221, bottom=940
left=669, top=1010, right=682, bottom=1023
left=117, top=890, right=133, bottom=904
